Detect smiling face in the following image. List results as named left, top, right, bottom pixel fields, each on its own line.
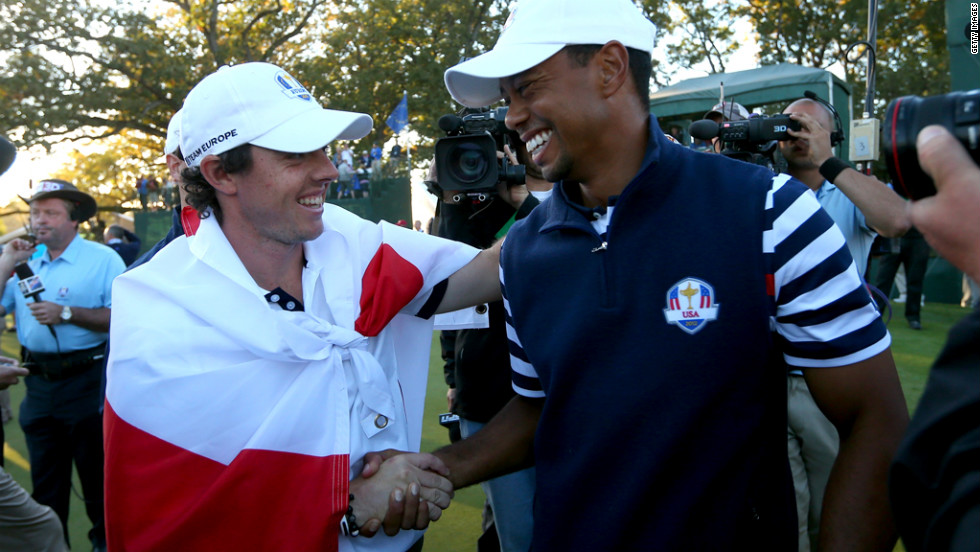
left=501, top=49, right=604, bottom=184
left=225, top=146, right=338, bottom=247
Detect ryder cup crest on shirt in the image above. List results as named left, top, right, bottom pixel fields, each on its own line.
left=444, top=0, right=657, bottom=108
left=180, top=62, right=372, bottom=167
left=663, top=277, right=720, bottom=335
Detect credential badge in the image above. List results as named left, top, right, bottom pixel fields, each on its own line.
left=663, top=277, right=720, bottom=335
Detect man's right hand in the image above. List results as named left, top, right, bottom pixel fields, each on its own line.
left=1, top=237, right=36, bottom=265
left=349, top=451, right=454, bottom=537
left=0, top=358, right=29, bottom=390
left=910, top=125, right=980, bottom=282
left=785, top=111, right=834, bottom=168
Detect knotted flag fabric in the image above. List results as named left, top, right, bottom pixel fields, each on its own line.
left=104, top=204, right=478, bottom=551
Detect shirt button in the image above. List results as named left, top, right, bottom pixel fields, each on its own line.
left=286, top=301, right=296, bottom=310
left=270, top=294, right=280, bottom=302
left=593, top=212, right=601, bottom=219
left=374, top=414, right=388, bottom=429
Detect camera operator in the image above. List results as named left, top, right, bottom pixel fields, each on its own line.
left=433, top=142, right=550, bottom=552
left=779, top=97, right=912, bottom=552
left=703, top=100, right=750, bottom=153
left=890, top=124, right=979, bottom=552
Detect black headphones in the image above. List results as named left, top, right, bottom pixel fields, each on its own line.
left=803, top=90, right=845, bottom=147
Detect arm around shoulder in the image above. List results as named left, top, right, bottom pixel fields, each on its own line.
left=436, top=239, right=503, bottom=314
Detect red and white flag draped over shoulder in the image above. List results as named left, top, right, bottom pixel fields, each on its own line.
left=104, top=204, right=478, bottom=552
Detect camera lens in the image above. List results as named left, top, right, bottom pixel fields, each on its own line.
left=448, top=143, right=490, bottom=184
left=884, top=89, right=980, bottom=200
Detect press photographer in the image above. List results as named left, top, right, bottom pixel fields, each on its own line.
left=883, top=88, right=980, bottom=200
left=889, top=121, right=979, bottom=552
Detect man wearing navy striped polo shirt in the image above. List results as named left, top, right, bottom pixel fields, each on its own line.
left=433, top=0, right=909, bottom=550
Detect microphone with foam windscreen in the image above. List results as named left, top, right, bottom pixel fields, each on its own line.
left=689, top=119, right=720, bottom=142
left=0, top=136, right=16, bottom=176
left=14, top=262, right=58, bottom=338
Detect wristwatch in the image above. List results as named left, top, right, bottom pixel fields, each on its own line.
left=60, top=305, right=72, bottom=323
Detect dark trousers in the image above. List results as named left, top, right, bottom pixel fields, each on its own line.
left=874, top=230, right=930, bottom=320
left=20, top=362, right=105, bottom=548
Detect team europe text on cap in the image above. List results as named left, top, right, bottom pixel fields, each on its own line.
left=180, top=62, right=373, bottom=168
left=444, top=0, right=657, bottom=108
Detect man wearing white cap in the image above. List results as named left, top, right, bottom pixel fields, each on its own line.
left=432, top=0, right=908, bottom=550
left=104, top=62, right=502, bottom=551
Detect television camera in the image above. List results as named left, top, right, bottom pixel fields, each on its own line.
left=431, top=107, right=525, bottom=202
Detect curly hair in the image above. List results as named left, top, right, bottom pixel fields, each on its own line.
left=181, top=144, right=253, bottom=223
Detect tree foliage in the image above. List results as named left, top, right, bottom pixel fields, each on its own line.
left=664, top=0, right=741, bottom=76
left=0, top=0, right=951, bottom=205
left=0, top=0, right=515, bottom=192
left=740, top=0, right=949, bottom=116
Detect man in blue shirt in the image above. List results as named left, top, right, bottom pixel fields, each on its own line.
left=0, top=180, right=125, bottom=552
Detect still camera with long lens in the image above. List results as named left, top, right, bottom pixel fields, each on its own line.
left=883, top=88, right=980, bottom=200
left=433, top=107, right=525, bottom=202
left=689, top=114, right=801, bottom=170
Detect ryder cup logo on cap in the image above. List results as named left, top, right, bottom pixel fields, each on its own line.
left=275, top=72, right=313, bottom=101
left=444, top=0, right=657, bottom=108
left=180, top=62, right=373, bottom=168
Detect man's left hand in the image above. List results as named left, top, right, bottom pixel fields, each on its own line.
left=28, top=301, right=64, bottom=326
left=786, top=111, right=834, bottom=167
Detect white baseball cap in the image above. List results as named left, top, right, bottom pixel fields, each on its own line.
left=180, top=62, right=373, bottom=167
left=164, top=109, right=182, bottom=155
left=444, top=0, right=657, bottom=108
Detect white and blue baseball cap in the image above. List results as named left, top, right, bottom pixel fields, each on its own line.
left=444, top=0, right=657, bottom=108
left=180, top=62, right=373, bottom=167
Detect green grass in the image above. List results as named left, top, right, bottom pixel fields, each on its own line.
left=3, top=302, right=970, bottom=551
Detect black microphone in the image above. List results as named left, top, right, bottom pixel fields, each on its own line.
left=14, top=263, right=44, bottom=301
left=438, top=114, right=464, bottom=133
left=14, top=263, right=58, bottom=338
left=689, top=119, right=720, bottom=141
left=0, top=136, right=16, bottom=176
